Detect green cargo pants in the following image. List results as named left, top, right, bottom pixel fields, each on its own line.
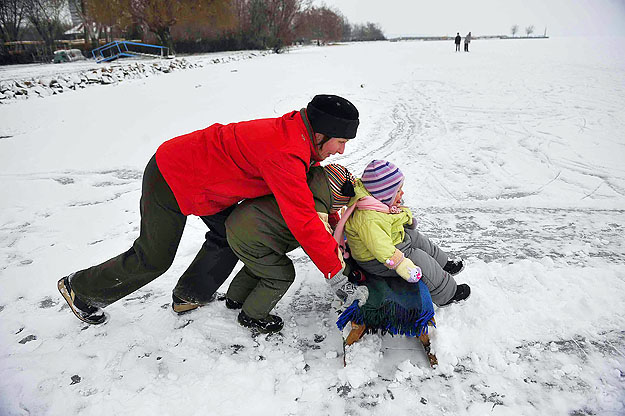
left=70, top=155, right=238, bottom=308
left=225, top=231, right=297, bottom=320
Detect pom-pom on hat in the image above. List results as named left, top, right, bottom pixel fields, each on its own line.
left=361, top=160, right=404, bottom=206
left=323, top=164, right=356, bottom=213
left=307, top=95, right=359, bottom=139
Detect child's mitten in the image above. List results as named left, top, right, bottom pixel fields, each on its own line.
left=395, top=257, right=422, bottom=283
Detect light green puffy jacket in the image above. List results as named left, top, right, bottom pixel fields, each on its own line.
left=344, top=179, right=413, bottom=263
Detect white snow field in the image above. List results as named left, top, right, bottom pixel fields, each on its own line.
left=1, top=37, right=625, bottom=415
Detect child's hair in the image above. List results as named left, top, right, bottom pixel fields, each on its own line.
left=361, top=160, right=404, bottom=206
left=323, top=164, right=356, bottom=213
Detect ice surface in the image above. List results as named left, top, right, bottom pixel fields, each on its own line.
left=1, top=37, right=624, bottom=415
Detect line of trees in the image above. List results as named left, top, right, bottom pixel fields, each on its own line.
left=0, top=0, right=385, bottom=64
left=510, top=24, right=536, bottom=37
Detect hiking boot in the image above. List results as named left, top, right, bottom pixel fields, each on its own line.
left=171, top=293, right=201, bottom=314
left=225, top=298, right=243, bottom=310
left=172, top=292, right=218, bottom=314
left=441, top=284, right=471, bottom=307
left=443, top=258, right=465, bottom=275
left=57, top=274, right=108, bottom=325
left=237, top=310, right=284, bottom=334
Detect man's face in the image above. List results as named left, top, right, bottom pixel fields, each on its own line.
left=317, top=135, right=348, bottom=160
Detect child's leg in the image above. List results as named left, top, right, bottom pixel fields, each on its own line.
left=226, top=230, right=295, bottom=319
left=403, top=246, right=457, bottom=306
left=356, top=258, right=398, bottom=277
left=358, top=247, right=457, bottom=306
left=240, top=260, right=295, bottom=319
left=404, top=228, right=448, bottom=267
left=226, top=266, right=261, bottom=304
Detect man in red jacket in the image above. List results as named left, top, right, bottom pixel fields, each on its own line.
left=58, top=94, right=369, bottom=328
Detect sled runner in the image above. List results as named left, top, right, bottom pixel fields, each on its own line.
left=342, top=315, right=438, bottom=368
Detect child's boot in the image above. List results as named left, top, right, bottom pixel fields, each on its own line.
left=225, top=298, right=243, bottom=310
left=237, top=310, right=284, bottom=334
left=443, top=258, right=465, bottom=275
left=441, top=283, right=471, bottom=306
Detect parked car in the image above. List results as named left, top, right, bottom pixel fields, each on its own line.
left=53, top=49, right=86, bottom=64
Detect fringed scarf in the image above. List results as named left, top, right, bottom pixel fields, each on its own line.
left=337, top=273, right=436, bottom=337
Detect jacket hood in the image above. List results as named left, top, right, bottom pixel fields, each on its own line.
left=348, top=179, right=372, bottom=206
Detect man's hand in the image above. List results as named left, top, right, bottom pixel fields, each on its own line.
left=327, top=270, right=368, bottom=306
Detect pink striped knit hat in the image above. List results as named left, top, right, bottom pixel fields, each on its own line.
left=360, top=160, right=404, bottom=206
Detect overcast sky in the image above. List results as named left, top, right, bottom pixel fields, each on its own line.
left=313, top=0, right=625, bottom=38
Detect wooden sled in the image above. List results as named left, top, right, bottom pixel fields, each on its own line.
left=343, top=319, right=438, bottom=368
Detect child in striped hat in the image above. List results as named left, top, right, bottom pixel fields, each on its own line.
left=337, top=160, right=470, bottom=307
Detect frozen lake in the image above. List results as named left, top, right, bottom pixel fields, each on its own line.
left=1, top=37, right=624, bottom=415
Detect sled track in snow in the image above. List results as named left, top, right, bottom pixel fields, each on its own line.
left=335, top=81, right=450, bottom=174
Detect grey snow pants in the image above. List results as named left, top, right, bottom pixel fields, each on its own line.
left=356, top=228, right=457, bottom=306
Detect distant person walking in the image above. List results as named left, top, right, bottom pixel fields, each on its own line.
left=454, top=33, right=461, bottom=52
left=464, top=32, right=471, bottom=52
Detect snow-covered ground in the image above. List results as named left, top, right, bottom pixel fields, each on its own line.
left=1, top=37, right=624, bottom=415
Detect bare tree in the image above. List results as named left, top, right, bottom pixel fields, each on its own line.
left=129, top=0, right=179, bottom=51
left=234, top=0, right=302, bottom=52
left=294, top=6, right=343, bottom=44
left=351, top=22, right=385, bottom=41
left=78, top=0, right=126, bottom=45
left=0, top=0, right=26, bottom=43
left=317, top=7, right=343, bottom=43
left=238, top=0, right=270, bottom=48
left=265, top=0, right=302, bottom=52
left=24, top=0, right=70, bottom=58
left=510, top=24, right=518, bottom=37
left=525, top=25, right=534, bottom=37
left=341, top=17, right=351, bottom=41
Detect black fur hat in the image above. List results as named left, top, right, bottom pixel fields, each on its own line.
left=307, top=94, right=359, bottom=139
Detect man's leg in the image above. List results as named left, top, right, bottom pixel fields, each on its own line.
left=173, top=205, right=238, bottom=303
left=70, top=155, right=187, bottom=308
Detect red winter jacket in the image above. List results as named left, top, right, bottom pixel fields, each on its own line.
left=155, top=110, right=342, bottom=278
